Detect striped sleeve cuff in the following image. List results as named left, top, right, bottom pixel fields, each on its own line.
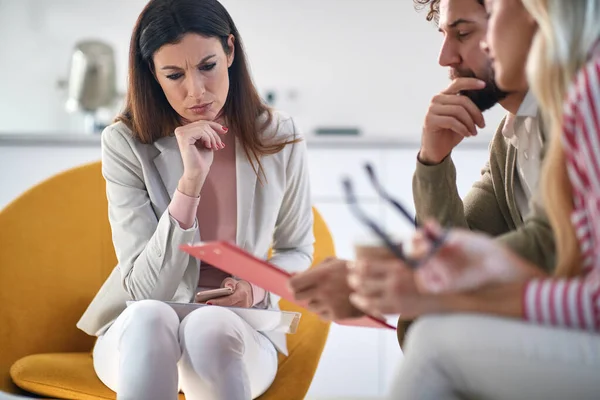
left=168, top=189, right=200, bottom=230
left=524, top=277, right=595, bottom=331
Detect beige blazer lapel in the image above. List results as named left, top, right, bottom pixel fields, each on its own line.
left=152, top=135, right=200, bottom=246
left=153, top=135, right=183, bottom=202
left=235, top=137, right=257, bottom=250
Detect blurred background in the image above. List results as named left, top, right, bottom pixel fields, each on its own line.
left=0, top=0, right=505, bottom=137
left=0, top=1, right=504, bottom=399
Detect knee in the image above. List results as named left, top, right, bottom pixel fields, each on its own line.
left=404, top=314, right=480, bottom=366
left=403, top=315, right=455, bottom=360
left=391, top=316, right=465, bottom=399
left=122, top=299, right=179, bottom=336
left=180, top=307, right=246, bottom=354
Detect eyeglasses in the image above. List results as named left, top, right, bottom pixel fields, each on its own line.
left=342, top=163, right=447, bottom=268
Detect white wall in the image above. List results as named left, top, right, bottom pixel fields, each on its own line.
left=0, top=0, right=505, bottom=138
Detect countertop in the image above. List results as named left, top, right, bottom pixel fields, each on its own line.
left=0, top=132, right=491, bottom=149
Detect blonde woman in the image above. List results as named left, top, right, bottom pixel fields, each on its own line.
left=345, top=0, right=600, bottom=398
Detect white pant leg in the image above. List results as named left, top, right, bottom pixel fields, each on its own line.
left=178, top=306, right=278, bottom=400
left=389, top=314, right=600, bottom=400
left=93, top=300, right=182, bottom=400
left=93, top=301, right=278, bottom=400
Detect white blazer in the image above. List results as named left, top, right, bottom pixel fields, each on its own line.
left=76, top=111, right=314, bottom=355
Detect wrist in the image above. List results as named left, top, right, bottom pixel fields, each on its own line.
left=450, top=283, right=526, bottom=318
left=418, top=148, right=446, bottom=166
left=420, top=293, right=462, bottom=315
left=178, top=175, right=205, bottom=197
left=497, top=250, right=548, bottom=283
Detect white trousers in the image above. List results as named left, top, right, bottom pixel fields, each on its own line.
left=93, top=300, right=278, bottom=400
left=389, top=314, right=600, bottom=400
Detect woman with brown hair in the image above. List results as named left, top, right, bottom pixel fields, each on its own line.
left=75, top=0, right=314, bottom=399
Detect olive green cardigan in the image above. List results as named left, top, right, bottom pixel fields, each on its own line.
left=412, top=117, right=555, bottom=272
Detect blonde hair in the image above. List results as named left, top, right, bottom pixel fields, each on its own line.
left=522, top=0, right=600, bottom=276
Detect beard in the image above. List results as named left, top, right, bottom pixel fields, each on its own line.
left=450, top=65, right=508, bottom=112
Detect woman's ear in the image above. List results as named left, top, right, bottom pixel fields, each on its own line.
left=149, top=60, right=158, bottom=81
left=227, top=34, right=235, bottom=68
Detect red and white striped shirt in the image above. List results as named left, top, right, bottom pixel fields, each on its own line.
left=524, top=48, right=600, bottom=332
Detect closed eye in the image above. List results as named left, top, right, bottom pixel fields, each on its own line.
left=166, top=72, right=183, bottom=80
left=200, top=63, right=217, bottom=71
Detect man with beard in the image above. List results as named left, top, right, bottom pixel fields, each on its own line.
left=288, top=0, right=555, bottom=335
left=410, top=0, right=549, bottom=245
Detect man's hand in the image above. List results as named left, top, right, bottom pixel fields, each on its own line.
left=419, top=78, right=486, bottom=165
left=288, top=258, right=364, bottom=320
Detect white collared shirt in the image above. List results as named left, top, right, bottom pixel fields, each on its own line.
left=501, top=91, right=544, bottom=219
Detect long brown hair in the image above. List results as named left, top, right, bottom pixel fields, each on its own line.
left=117, top=0, right=298, bottom=180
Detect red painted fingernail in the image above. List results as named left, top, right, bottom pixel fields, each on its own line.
left=222, top=126, right=228, bottom=132
left=206, top=302, right=213, bottom=305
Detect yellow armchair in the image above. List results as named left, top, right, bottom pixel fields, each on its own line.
left=1, top=161, right=333, bottom=400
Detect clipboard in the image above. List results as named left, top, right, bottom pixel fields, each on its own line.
left=180, top=241, right=396, bottom=330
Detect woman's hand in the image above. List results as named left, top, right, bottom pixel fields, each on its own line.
left=205, top=278, right=254, bottom=308
left=347, top=258, right=431, bottom=318
left=174, top=120, right=228, bottom=197
left=288, top=257, right=365, bottom=321
left=415, top=222, right=547, bottom=294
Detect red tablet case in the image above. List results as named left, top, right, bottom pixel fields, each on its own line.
left=180, top=241, right=396, bottom=330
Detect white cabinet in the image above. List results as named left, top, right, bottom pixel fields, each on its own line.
left=307, top=202, right=383, bottom=398
left=307, top=148, right=393, bottom=397
left=307, top=148, right=413, bottom=398
left=380, top=326, right=404, bottom=392
left=381, top=148, right=419, bottom=238
left=0, top=142, right=101, bottom=210
left=307, top=148, right=384, bottom=202
left=312, top=202, right=383, bottom=262
left=310, top=323, right=382, bottom=398
left=307, top=144, right=491, bottom=398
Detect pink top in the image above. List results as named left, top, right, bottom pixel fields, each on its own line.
left=523, top=48, right=600, bottom=332
left=168, top=134, right=266, bottom=306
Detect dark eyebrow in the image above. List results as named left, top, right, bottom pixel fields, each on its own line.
left=438, top=18, right=476, bottom=32
left=160, top=54, right=216, bottom=71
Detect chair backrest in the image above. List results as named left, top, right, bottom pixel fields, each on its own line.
left=0, top=161, right=334, bottom=394
left=0, top=162, right=115, bottom=392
